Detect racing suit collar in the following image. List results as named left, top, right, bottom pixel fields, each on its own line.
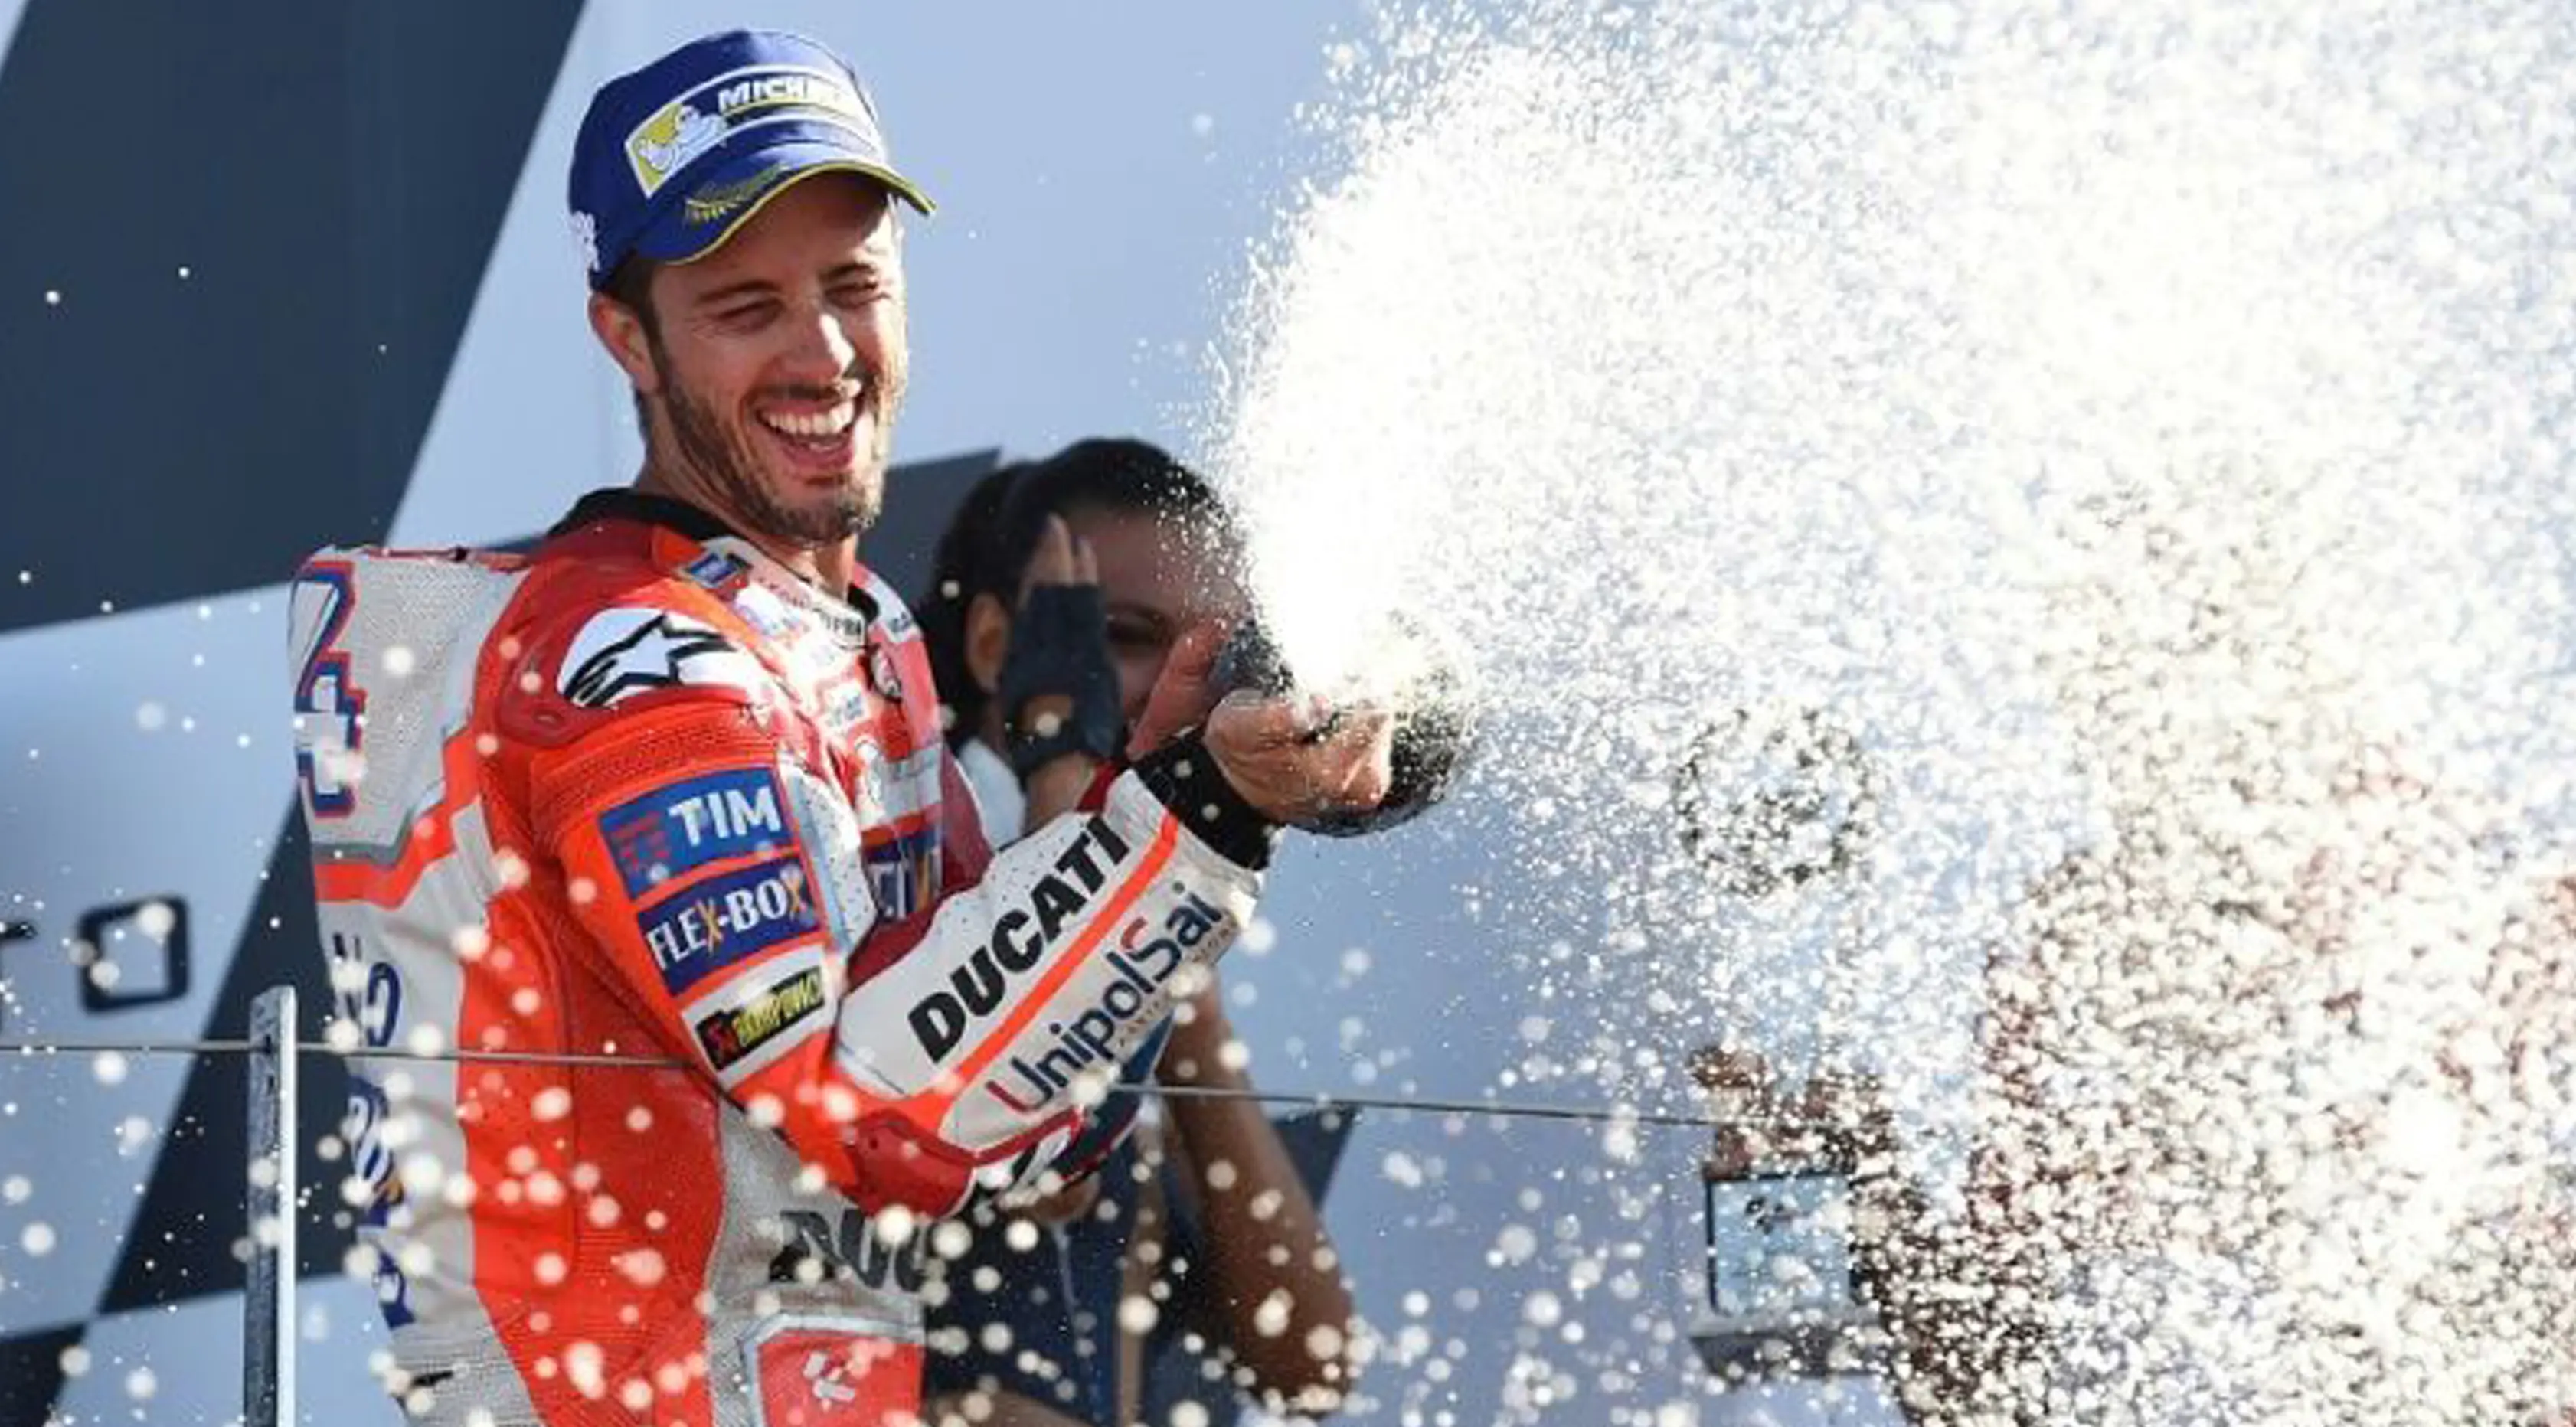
left=554, top=486, right=734, bottom=543
left=553, top=487, right=881, bottom=623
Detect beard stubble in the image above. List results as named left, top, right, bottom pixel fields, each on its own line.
left=650, top=328, right=899, bottom=548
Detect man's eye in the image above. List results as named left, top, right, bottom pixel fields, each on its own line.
left=1107, top=624, right=1167, bottom=655
left=714, top=302, right=776, bottom=328
left=832, top=284, right=888, bottom=307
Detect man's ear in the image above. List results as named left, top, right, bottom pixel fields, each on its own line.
left=587, top=291, right=662, bottom=396
left=965, top=592, right=1012, bottom=697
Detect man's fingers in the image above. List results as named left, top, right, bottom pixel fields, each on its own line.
left=1309, top=702, right=1392, bottom=753
left=1129, top=620, right=1236, bottom=759
left=1306, top=707, right=1395, bottom=808
left=1228, top=698, right=1396, bottom=818
left=1219, top=695, right=1386, bottom=759
left=1209, top=689, right=1310, bottom=751
left=1162, top=619, right=1228, bottom=689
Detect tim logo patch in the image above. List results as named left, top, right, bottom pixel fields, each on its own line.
left=599, top=768, right=790, bottom=896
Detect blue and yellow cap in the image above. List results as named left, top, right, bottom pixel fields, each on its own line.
left=567, top=29, right=933, bottom=289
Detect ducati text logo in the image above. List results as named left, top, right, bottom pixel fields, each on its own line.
left=767, top=1207, right=928, bottom=1293
left=906, top=815, right=1133, bottom=1062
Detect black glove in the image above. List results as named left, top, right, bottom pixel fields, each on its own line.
left=997, top=584, right=1123, bottom=779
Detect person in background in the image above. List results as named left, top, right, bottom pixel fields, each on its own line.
left=915, top=439, right=1360, bottom=1425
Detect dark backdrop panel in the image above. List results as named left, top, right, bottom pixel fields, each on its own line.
left=0, top=0, right=584, bottom=633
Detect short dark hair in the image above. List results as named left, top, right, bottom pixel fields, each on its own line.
left=915, top=439, right=1233, bottom=746
left=600, top=256, right=662, bottom=436
left=986, top=439, right=1229, bottom=602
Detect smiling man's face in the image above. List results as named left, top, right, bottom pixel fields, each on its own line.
left=595, top=175, right=909, bottom=550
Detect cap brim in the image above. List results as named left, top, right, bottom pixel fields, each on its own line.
left=632, top=138, right=934, bottom=269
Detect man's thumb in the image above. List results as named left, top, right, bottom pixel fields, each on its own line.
left=1129, top=620, right=1232, bottom=759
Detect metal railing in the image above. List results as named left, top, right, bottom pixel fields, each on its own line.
left=1, top=985, right=1757, bottom=1427
left=245, top=986, right=298, bottom=1427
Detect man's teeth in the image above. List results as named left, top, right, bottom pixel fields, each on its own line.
left=761, top=406, right=856, bottom=439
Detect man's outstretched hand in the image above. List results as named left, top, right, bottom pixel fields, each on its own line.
left=1130, top=620, right=1396, bottom=828
left=1204, top=690, right=1394, bottom=828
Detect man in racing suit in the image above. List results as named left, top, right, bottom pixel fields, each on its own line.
left=286, top=30, right=1393, bottom=1427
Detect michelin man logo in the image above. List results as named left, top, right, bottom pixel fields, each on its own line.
left=627, top=102, right=726, bottom=195
left=568, top=210, right=600, bottom=275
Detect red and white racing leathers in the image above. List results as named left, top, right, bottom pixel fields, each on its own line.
left=289, top=490, right=1275, bottom=1426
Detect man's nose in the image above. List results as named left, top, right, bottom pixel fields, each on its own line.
left=780, top=302, right=858, bottom=384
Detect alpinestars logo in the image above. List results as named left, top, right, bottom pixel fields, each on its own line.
left=559, top=608, right=751, bottom=707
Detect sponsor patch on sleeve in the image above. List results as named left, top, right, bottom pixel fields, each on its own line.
left=695, top=965, right=828, bottom=1071
left=861, top=823, right=943, bottom=922
left=637, top=855, right=822, bottom=996
left=598, top=769, right=792, bottom=897
left=679, top=550, right=750, bottom=591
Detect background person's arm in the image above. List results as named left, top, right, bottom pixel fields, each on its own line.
left=1158, top=985, right=1361, bottom=1412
